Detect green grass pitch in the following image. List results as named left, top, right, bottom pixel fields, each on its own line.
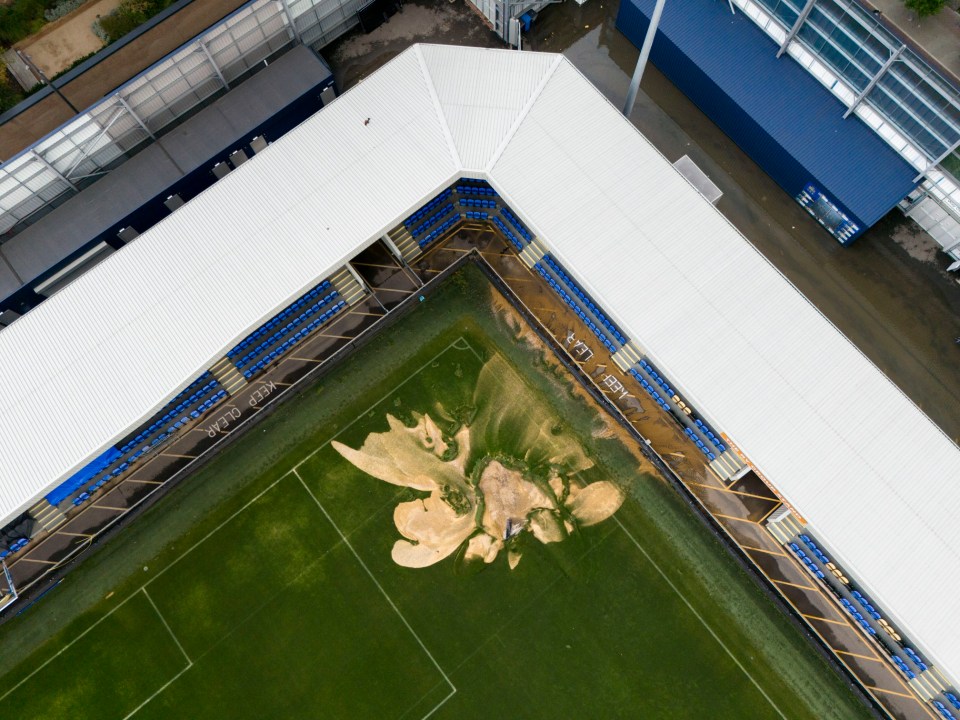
left=0, top=266, right=874, bottom=719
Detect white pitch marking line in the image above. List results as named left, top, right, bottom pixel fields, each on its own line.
left=143, top=588, right=192, bottom=665
left=143, top=473, right=289, bottom=589
left=0, top=591, right=140, bottom=703
left=614, top=516, right=789, bottom=720
left=1, top=474, right=292, bottom=704
left=421, top=686, right=457, bottom=720
left=292, top=337, right=479, bottom=473
left=122, top=665, right=193, bottom=720
left=5, top=343, right=476, bottom=712
left=294, top=470, right=457, bottom=709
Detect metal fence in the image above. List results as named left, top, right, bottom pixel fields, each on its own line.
left=0, top=0, right=361, bottom=237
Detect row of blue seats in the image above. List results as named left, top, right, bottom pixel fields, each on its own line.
left=404, top=188, right=452, bottom=227
left=464, top=211, right=488, bottom=221
left=417, top=217, right=459, bottom=248
left=535, top=264, right=618, bottom=352
left=145, top=371, right=211, bottom=419
left=104, top=389, right=228, bottom=484
left=543, top=255, right=626, bottom=346
left=850, top=590, right=882, bottom=622
left=944, top=692, right=960, bottom=712
left=122, top=381, right=220, bottom=454
left=799, top=534, right=832, bottom=568
left=641, top=361, right=677, bottom=400
left=501, top=208, right=532, bottom=242
left=229, top=280, right=332, bottom=358
left=241, top=302, right=346, bottom=380
left=492, top=216, right=524, bottom=251
left=73, top=389, right=231, bottom=509
left=412, top=204, right=454, bottom=238
left=459, top=198, right=496, bottom=208
left=683, top=426, right=717, bottom=460
left=934, top=701, right=957, bottom=720
left=237, top=293, right=340, bottom=368
left=630, top=368, right=672, bottom=415
left=892, top=654, right=917, bottom=680
left=118, top=371, right=211, bottom=451
left=638, top=358, right=676, bottom=397
left=693, top=416, right=726, bottom=453
left=839, top=596, right=876, bottom=636
left=455, top=183, right=496, bottom=196
left=123, top=381, right=221, bottom=452
left=73, top=476, right=108, bottom=505
left=0, top=537, right=29, bottom=559
left=904, top=646, right=928, bottom=672
left=789, top=542, right=827, bottom=581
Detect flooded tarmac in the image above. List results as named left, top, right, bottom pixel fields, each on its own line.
left=326, top=0, right=960, bottom=442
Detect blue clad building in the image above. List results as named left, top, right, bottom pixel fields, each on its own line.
left=616, top=0, right=919, bottom=243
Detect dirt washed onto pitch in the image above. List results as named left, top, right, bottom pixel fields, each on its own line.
left=333, top=354, right=624, bottom=570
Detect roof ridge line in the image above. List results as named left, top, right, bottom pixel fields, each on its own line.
left=484, top=53, right=564, bottom=174
left=413, top=44, right=463, bottom=170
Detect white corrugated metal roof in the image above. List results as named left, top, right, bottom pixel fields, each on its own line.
left=2, top=43, right=958, bottom=686
left=0, top=47, right=459, bottom=520
left=488, top=57, right=960, bottom=685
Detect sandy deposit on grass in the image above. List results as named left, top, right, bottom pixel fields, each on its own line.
left=331, top=306, right=635, bottom=571
left=478, top=460, right=553, bottom=539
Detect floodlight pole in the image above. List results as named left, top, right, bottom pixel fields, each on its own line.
left=623, top=0, right=667, bottom=118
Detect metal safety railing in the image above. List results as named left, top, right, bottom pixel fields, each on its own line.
left=0, top=0, right=368, bottom=237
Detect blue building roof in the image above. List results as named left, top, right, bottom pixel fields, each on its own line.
left=617, top=0, right=918, bottom=232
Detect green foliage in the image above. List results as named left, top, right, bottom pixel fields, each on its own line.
left=43, top=0, right=85, bottom=21
left=904, top=0, right=946, bottom=17
left=51, top=48, right=99, bottom=78
left=94, top=0, right=175, bottom=44
left=0, top=66, right=26, bottom=114
left=0, top=0, right=59, bottom=46
left=0, top=270, right=874, bottom=720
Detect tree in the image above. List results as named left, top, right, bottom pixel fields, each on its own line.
left=904, top=0, right=946, bottom=18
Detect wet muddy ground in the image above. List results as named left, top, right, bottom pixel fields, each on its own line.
left=410, top=224, right=928, bottom=719
left=325, top=0, right=960, bottom=444
left=8, top=224, right=931, bottom=717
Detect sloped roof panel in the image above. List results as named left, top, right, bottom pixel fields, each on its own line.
left=0, top=43, right=957, bottom=689
left=0, top=47, right=458, bottom=519
left=490, top=58, right=960, bottom=682
left=418, top=44, right=560, bottom=171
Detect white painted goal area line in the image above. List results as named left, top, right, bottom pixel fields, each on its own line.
left=0, top=339, right=474, bottom=713
left=293, top=336, right=480, bottom=472
left=613, top=516, right=789, bottom=720
left=0, top=472, right=292, bottom=709
left=125, top=586, right=232, bottom=720
left=143, top=588, right=191, bottom=665
left=294, top=469, right=457, bottom=705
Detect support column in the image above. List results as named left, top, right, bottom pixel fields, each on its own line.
left=198, top=40, right=229, bottom=90
left=913, top=135, right=960, bottom=184
left=63, top=106, right=126, bottom=179
left=278, top=0, right=302, bottom=43
left=116, top=95, right=157, bottom=141
left=623, top=0, right=667, bottom=117
left=30, top=151, right=77, bottom=191
left=776, top=0, right=816, bottom=58
left=844, top=44, right=905, bottom=119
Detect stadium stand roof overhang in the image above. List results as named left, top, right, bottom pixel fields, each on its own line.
left=0, top=44, right=958, bottom=685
